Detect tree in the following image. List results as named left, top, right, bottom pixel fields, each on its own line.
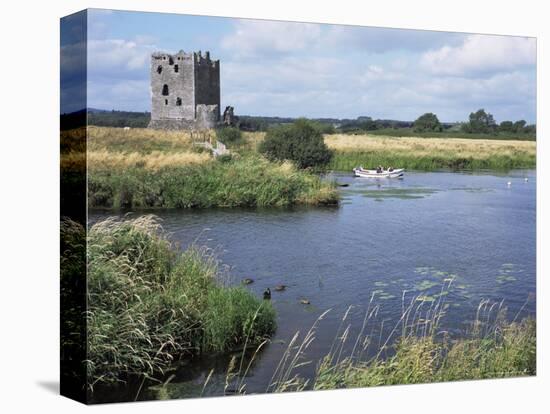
left=259, top=119, right=333, bottom=169
left=462, top=109, right=497, bottom=133
left=524, top=124, right=536, bottom=135
left=413, top=113, right=443, bottom=132
left=513, top=120, right=527, bottom=133
left=499, top=121, right=515, bottom=132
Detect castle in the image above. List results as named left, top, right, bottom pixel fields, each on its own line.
left=148, top=50, right=220, bottom=130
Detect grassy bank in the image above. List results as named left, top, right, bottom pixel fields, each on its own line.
left=254, top=291, right=536, bottom=394
left=314, top=318, right=535, bottom=389
left=83, top=127, right=338, bottom=209
left=89, top=157, right=338, bottom=209
left=325, top=134, right=536, bottom=171
left=62, top=215, right=276, bottom=389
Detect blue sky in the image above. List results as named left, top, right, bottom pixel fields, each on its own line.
left=76, top=8, right=536, bottom=123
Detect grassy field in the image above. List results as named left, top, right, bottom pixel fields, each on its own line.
left=81, top=127, right=338, bottom=209
left=325, top=134, right=536, bottom=171
left=360, top=127, right=536, bottom=141
left=61, top=215, right=276, bottom=389
left=236, top=131, right=535, bottom=171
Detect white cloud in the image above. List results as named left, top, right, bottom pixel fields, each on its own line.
left=221, top=19, right=322, bottom=56
left=421, top=35, right=536, bottom=76
left=87, top=38, right=156, bottom=75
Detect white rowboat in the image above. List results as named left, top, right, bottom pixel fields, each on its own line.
left=353, top=167, right=404, bottom=178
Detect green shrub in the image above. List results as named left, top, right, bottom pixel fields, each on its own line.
left=216, top=127, right=242, bottom=143
left=259, top=119, right=333, bottom=169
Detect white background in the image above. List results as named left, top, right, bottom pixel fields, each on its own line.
left=0, top=0, right=547, bottom=412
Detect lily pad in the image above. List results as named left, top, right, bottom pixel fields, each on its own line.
left=379, top=294, right=396, bottom=300
left=496, top=274, right=517, bottom=284
left=416, top=295, right=436, bottom=303
left=415, top=280, right=439, bottom=291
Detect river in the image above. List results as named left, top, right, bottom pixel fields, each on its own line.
left=89, top=169, right=536, bottom=401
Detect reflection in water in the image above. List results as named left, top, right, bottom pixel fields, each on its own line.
left=90, top=169, right=536, bottom=401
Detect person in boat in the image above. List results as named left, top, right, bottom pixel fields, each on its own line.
left=388, top=166, right=394, bottom=172
left=376, top=165, right=383, bottom=173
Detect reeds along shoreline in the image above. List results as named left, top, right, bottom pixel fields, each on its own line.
left=61, top=215, right=276, bottom=390
left=216, top=285, right=535, bottom=395
left=88, top=156, right=339, bottom=209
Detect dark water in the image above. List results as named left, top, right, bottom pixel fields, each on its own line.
left=90, top=169, right=536, bottom=401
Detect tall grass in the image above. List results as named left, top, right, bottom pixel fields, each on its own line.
left=64, top=215, right=276, bottom=389
left=87, top=126, right=200, bottom=154
left=88, top=156, right=339, bottom=209
left=258, top=283, right=535, bottom=393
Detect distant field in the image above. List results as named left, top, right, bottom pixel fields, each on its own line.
left=325, top=134, right=536, bottom=171
left=240, top=131, right=536, bottom=171
left=325, top=134, right=536, bottom=157
left=359, top=127, right=536, bottom=141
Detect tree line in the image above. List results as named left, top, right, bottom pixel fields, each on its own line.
left=413, top=109, right=535, bottom=135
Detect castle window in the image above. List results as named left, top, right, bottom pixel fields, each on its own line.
left=176, top=97, right=182, bottom=106
left=165, top=99, right=168, bottom=105
left=162, top=84, right=169, bottom=96
left=168, top=56, right=174, bottom=65
left=157, top=65, right=162, bottom=74
left=174, top=65, right=179, bottom=73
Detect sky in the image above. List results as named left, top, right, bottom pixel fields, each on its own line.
left=64, top=9, right=537, bottom=123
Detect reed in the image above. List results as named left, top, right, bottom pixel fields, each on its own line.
left=88, top=156, right=339, bottom=209
left=60, top=215, right=276, bottom=389
left=258, top=283, right=535, bottom=393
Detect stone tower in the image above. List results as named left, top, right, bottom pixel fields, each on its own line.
left=148, top=50, right=220, bottom=129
